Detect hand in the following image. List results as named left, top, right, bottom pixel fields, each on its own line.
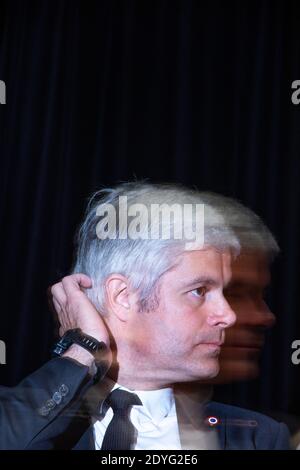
left=50, top=274, right=112, bottom=371
left=50, top=273, right=110, bottom=345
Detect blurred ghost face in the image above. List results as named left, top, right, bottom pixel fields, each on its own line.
left=216, top=250, right=276, bottom=382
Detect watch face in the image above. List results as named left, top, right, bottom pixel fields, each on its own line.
left=52, top=330, right=76, bottom=356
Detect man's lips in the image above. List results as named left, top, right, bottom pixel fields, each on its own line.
left=223, top=342, right=263, bottom=349
left=197, top=331, right=226, bottom=347
left=201, top=341, right=224, bottom=347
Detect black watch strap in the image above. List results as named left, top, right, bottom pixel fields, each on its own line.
left=52, top=328, right=107, bottom=358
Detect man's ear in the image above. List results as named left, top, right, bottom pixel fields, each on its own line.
left=105, top=274, right=133, bottom=322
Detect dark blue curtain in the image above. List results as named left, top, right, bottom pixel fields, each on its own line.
left=0, top=0, right=299, bottom=418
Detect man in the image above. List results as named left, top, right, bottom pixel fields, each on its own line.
left=173, top=193, right=291, bottom=448
left=199, top=194, right=299, bottom=448
left=0, top=273, right=112, bottom=450
left=198, top=193, right=279, bottom=383
left=26, top=182, right=289, bottom=450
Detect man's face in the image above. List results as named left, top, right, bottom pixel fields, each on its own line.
left=124, top=248, right=236, bottom=386
left=217, top=250, right=276, bottom=382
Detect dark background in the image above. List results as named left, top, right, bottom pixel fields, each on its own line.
left=0, top=0, right=299, bottom=419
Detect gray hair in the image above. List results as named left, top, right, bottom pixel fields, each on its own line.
left=198, top=192, right=280, bottom=259
left=72, top=182, right=241, bottom=314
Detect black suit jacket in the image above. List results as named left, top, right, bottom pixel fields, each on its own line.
left=22, top=361, right=290, bottom=450
left=70, top=401, right=290, bottom=450
left=0, top=357, right=93, bottom=449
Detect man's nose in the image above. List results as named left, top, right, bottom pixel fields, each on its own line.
left=254, top=304, right=276, bottom=329
left=237, top=301, right=276, bottom=329
left=207, top=297, right=237, bottom=328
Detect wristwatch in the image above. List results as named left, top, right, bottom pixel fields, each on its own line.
left=52, top=328, right=108, bottom=358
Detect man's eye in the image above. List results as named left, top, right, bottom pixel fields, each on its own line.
left=191, top=287, right=207, bottom=298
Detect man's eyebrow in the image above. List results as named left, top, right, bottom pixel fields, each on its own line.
left=181, top=277, right=220, bottom=289
left=225, top=280, right=270, bottom=290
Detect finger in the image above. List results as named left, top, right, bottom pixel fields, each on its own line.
left=51, top=283, right=68, bottom=306
left=52, top=298, right=62, bottom=315
left=62, top=274, right=92, bottom=297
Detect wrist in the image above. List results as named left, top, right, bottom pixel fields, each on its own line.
left=52, top=328, right=108, bottom=357
left=77, top=328, right=110, bottom=348
left=63, top=344, right=96, bottom=375
left=53, top=329, right=111, bottom=379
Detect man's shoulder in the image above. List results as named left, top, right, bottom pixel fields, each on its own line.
left=205, top=401, right=290, bottom=450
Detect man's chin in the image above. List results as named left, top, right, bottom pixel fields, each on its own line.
left=212, top=359, right=260, bottom=383
left=190, top=358, right=220, bottom=381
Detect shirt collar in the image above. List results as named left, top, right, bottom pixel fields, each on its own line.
left=98, top=379, right=175, bottom=425
left=132, top=387, right=175, bottom=424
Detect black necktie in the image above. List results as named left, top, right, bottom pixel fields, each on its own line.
left=101, top=389, right=142, bottom=450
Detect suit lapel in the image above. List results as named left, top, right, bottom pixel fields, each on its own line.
left=72, top=380, right=111, bottom=450
left=203, top=402, right=226, bottom=449
left=174, top=390, right=224, bottom=450
left=205, top=402, right=257, bottom=450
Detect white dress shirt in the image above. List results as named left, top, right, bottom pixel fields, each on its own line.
left=92, top=381, right=219, bottom=450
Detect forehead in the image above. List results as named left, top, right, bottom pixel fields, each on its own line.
left=164, top=247, right=232, bottom=286
left=229, top=250, right=270, bottom=287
